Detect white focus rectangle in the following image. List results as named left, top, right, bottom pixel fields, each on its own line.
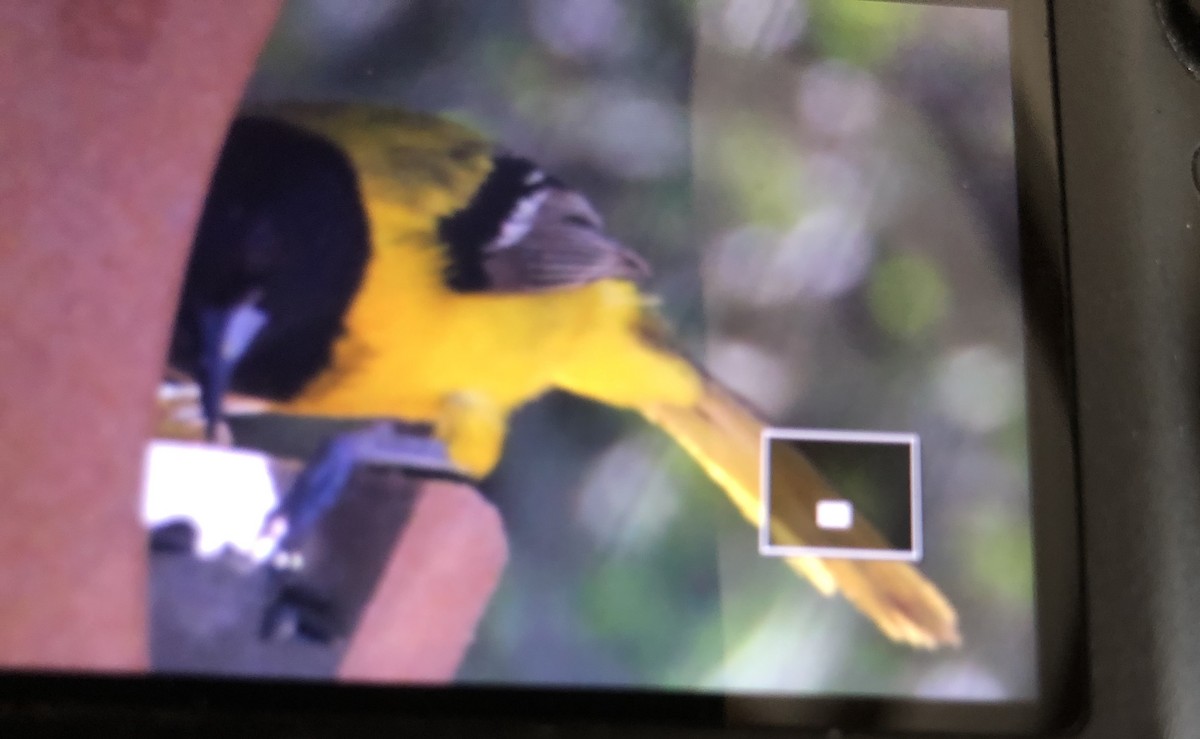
left=759, top=427, right=922, bottom=561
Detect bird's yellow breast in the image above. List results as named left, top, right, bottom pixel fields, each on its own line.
left=273, top=216, right=656, bottom=423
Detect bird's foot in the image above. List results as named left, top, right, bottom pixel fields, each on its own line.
left=253, top=421, right=461, bottom=564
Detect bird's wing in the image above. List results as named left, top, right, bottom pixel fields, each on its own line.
left=169, top=114, right=373, bottom=429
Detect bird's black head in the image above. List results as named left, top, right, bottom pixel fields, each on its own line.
left=438, top=155, right=650, bottom=293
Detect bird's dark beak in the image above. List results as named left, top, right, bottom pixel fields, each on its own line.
left=613, top=244, right=652, bottom=284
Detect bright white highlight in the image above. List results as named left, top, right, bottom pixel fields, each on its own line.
left=494, top=189, right=551, bottom=249
left=815, top=499, right=854, bottom=531
left=140, top=440, right=278, bottom=562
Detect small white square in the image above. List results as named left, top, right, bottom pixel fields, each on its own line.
left=815, top=499, right=854, bottom=530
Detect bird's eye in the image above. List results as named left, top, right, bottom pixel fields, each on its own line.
left=564, top=213, right=597, bottom=229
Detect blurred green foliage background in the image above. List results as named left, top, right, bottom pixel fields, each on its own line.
left=246, top=0, right=1034, bottom=700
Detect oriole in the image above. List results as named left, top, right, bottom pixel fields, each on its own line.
left=167, top=103, right=960, bottom=649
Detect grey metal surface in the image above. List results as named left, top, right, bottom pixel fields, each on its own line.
left=1057, top=1, right=1200, bottom=736
left=150, top=466, right=420, bottom=679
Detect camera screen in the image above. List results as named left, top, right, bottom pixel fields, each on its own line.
left=30, top=0, right=1042, bottom=718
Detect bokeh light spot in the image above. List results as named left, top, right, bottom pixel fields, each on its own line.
left=796, top=60, right=883, bottom=140
left=867, top=253, right=948, bottom=340
left=528, top=0, right=633, bottom=63
left=933, top=345, right=1022, bottom=433
left=707, top=340, right=800, bottom=415
left=556, top=86, right=688, bottom=180
left=705, top=225, right=776, bottom=304
left=759, top=206, right=874, bottom=304
left=699, top=0, right=808, bottom=58
left=575, top=436, right=682, bottom=555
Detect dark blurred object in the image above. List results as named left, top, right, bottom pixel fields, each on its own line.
left=150, top=463, right=506, bottom=680
left=1157, top=0, right=1200, bottom=80
left=149, top=521, right=198, bottom=554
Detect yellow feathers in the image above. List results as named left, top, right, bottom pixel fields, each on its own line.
left=260, top=103, right=494, bottom=223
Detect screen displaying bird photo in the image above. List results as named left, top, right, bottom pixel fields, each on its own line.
left=143, top=0, right=1035, bottom=704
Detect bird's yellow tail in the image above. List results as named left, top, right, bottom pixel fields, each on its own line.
left=641, top=377, right=961, bottom=649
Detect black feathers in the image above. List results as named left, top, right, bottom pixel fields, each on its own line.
left=439, top=155, right=652, bottom=293
left=170, top=113, right=648, bottom=424
left=438, top=155, right=556, bottom=291
left=169, top=117, right=371, bottom=404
